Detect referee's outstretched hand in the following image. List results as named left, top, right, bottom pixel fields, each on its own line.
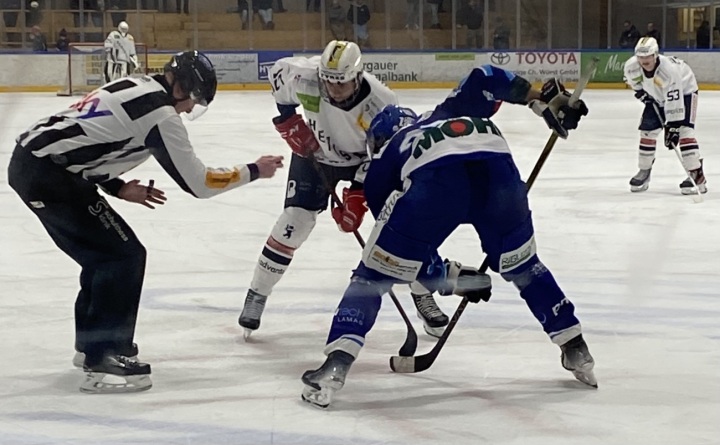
left=119, top=179, right=167, bottom=209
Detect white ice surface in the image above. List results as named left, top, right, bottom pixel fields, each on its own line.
left=1, top=90, right=719, bottom=445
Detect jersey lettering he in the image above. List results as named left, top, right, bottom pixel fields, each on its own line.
left=71, top=92, right=113, bottom=120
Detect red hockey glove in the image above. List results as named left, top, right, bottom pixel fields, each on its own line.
left=273, top=114, right=320, bottom=157
left=331, top=188, right=367, bottom=233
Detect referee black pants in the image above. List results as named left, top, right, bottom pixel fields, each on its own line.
left=8, top=145, right=146, bottom=361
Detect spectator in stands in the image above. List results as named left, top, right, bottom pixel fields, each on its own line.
left=618, top=20, right=640, bottom=49
left=405, top=0, right=419, bottom=30
left=28, top=25, right=47, bottom=51
left=347, top=0, right=370, bottom=48
left=56, top=27, right=69, bottom=52
left=238, top=0, right=249, bottom=30
left=696, top=20, right=710, bottom=49
left=645, top=21, right=661, bottom=44
left=492, top=15, right=510, bottom=49
left=307, top=0, right=320, bottom=12
left=275, top=0, right=286, bottom=13
left=458, top=0, right=482, bottom=48
left=329, top=0, right=346, bottom=40
left=427, top=0, right=442, bottom=29
left=256, top=0, right=274, bottom=30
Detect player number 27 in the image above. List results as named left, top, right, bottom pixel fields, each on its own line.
left=666, top=89, right=680, bottom=101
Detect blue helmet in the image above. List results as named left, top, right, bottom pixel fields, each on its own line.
left=366, top=105, right=419, bottom=155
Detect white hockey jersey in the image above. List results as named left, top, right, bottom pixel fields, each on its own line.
left=269, top=56, right=397, bottom=175
left=16, top=76, right=256, bottom=199
left=623, top=54, right=698, bottom=123
left=104, top=30, right=138, bottom=66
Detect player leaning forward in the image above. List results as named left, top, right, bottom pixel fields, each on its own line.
left=301, top=66, right=595, bottom=408
left=624, top=37, right=707, bottom=194
left=238, top=40, right=451, bottom=338
left=7, top=51, right=283, bottom=394
left=104, top=21, right=139, bottom=83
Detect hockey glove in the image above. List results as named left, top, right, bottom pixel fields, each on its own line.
left=331, top=188, right=367, bottom=232
left=539, top=78, right=566, bottom=104
left=664, top=122, right=681, bottom=149
left=634, top=89, right=656, bottom=105
left=273, top=114, right=320, bottom=157
left=438, top=260, right=492, bottom=303
left=530, top=92, right=588, bottom=138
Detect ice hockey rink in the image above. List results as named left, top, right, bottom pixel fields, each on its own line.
left=1, top=88, right=718, bottom=445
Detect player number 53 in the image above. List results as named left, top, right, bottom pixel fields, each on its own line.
left=666, top=89, right=680, bottom=101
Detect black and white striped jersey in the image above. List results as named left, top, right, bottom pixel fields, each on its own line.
left=16, top=75, right=258, bottom=198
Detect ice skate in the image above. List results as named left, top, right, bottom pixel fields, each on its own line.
left=238, top=289, right=267, bottom=340
left=80, top=353, right=152, bottom=394
left=629, top=168, right=652, bottom=192
left=412, top=293, right=449, bottom=338
left=73, top=343, right=138, bottom=369
left=560, top=335, right=597, bottom=388
left=301, top=351, right=355, bottom=409
left=679, top=163, right=707, bottom=195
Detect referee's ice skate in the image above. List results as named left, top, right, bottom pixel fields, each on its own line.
left=301, top=351, right=355, bottom=409
left=80, top=353, right=152, bottom=394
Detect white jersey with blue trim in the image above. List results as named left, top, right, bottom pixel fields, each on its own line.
left=623, top=54, right=698, bottom=123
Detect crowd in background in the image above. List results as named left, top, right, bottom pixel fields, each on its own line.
left=1, top=0, right=718, bottom=51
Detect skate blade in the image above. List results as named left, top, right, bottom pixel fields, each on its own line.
left=242, top=328, right=254, bottom=341
left=630, top=184, right=649, bottom=192
left=301, top=385, right=335, bottom=409
left=80, top=372, right=152, bottom=394
left=571, top=366, right=598, bottom=388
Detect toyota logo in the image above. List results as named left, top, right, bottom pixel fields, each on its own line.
left=491, top=52, right=511, bottom=65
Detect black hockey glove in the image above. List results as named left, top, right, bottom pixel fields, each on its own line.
left=664, top=122, right=681, bottom=149
left=540, top=78, right=566, bottom=104
left=558, top=98, right=589, bottom=131
left=634, top=89, right=656, bottom=105
left=438, top=260, right=492, bottom=303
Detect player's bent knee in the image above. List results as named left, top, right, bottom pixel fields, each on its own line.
left=501, top=257, right=543, bottom=290
left=269, top=207, right=318, bottom=250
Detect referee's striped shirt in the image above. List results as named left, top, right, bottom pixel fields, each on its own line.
left=16, top=75, right=258, bottom=198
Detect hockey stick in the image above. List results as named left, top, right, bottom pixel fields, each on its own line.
left=307, top=153, right=419, bottom=357
left=650, top=102, right=703, bottom=203
left=390, top=57, right=600, bottom=374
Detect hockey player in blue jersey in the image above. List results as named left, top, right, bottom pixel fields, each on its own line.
left=300, top=65, right=594, bottom=408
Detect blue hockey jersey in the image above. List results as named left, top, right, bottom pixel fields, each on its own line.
left=364, top=65, right=531, bottom=216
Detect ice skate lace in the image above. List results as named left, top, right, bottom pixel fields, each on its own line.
left=415, top=295, right=444, bottom=318
left=243, top=292, right=267, bottom=319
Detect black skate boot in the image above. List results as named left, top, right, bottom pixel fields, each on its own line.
left=680, top=162, right=707, bottom=195
left=80, top=353, right=152, bottom=394
left=412, top=293, right=449, bottom=338
left=629, top=168, right=652, bottom=192
left=301, top=351, right=355, bottom=409
left=238, top=289, right=268, bottom=340
left=560, top=335, right=597, bottom=388
left=73, top=343, right=138, bottom=369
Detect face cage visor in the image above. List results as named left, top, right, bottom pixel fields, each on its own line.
left=183, top=91, right=210, bottom=121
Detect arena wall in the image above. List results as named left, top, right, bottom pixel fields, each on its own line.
left=1, top=50, right=719, bottom=93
